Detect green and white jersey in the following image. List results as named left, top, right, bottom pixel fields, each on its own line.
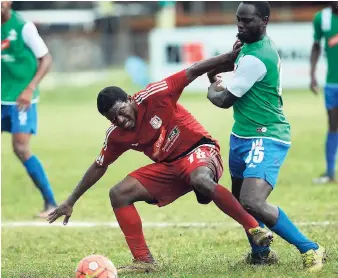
left=313, top=8, right=338, bottom=85
left=227, top=35, right=291, bottom=144
left=1, top=10, right=49, bottom=105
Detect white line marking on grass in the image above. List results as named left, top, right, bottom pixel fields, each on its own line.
left=1, top=221, right=337, bottom=228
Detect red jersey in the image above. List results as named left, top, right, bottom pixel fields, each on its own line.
left=96, top=70, right=218, bottom=167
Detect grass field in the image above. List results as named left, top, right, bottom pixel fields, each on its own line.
left=2, top=82, right=338, bottom=278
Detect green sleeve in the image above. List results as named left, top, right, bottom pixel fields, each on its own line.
left=313, top=12, right=322, bottom=42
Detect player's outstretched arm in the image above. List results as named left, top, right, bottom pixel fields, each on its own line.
left=207, top=40, right=243, bottom=83
left=310, top=42, right=321, bottom=95
left=185, top=47, right=241, bottom=83
left=47, top=162, right=108, bottom=225
left=207, top=80, right=238, bottom=109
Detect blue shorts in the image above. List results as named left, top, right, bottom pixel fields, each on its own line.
left=324, top=84, right=338, bottom=110
left=229, top=134, right=290, bottom=188
left=1, top=104, right=38, bottom=134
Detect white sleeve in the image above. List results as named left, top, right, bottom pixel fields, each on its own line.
left=227, top=55, right=267, bottom=98
left=22, top=22, right=49, bottom=58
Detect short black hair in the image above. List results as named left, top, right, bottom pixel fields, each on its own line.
left=242, top=1, right=270, bottom=19
left=97, top=86, right=128, bottom=114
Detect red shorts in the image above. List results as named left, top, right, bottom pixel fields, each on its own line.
left=129, top=144, right=224, bottom=207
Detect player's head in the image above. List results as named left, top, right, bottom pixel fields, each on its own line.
left=1, top=1, right=12, bottom=20
left=236, top=1, right=270, bottom=43
left=332, top=1, right=338, bottom=14
left=97, top=86, right=137, bottom=130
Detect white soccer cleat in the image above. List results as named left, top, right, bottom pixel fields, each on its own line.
left=312, top=175, right=336, bottom=185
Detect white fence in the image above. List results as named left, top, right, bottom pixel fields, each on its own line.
left=149, top=23, right=327, bottom=92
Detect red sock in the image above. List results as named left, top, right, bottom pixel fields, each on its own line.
left=212, top=185, right=258, bottom=230
left=114, top=205, right=152, bottom=262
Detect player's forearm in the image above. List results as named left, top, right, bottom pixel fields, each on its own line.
left=207, top=89, right=227, bottom=108
left=67, top=162, right=107, bottom=206
left=207, top=87, right=238, bottom=109
left=27, top=53, right=52, bottom=90
left=186, top=52, right=236, bottom=82
left=207, top=65, right=234, bottom=83
left=310, top=43, right=320, bottom=79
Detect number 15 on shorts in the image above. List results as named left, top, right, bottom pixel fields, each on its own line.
left=245, top=139, right=264, bottom=164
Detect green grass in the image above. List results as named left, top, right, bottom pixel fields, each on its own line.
left=2, top=84, right=338, bottom=278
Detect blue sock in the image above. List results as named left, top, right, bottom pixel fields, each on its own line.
left=24, top=155, right=57, bottom=207
left=270, top=207, right=318, bottom=253
left=326, top=132, right=338, bottom=178
left=247, top=220, right=270, bottom=254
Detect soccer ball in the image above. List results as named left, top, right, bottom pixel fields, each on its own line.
left=75, top=255, right=117, bottom=278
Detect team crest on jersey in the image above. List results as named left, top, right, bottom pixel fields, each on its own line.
left=150, top=115, right=162, bottom=129
left=257, top=127, right=267, bottom=133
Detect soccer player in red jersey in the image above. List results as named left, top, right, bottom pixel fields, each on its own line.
left=48, top=47, right=273, bottom=273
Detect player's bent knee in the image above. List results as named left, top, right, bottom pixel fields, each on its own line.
left=109, top=186, right=118, bottom=200
left=109, top=176, right=155, bottom=208
left=190, top=172, right=216, bottom=198
left=12, top=142, right=30, bottom=162
left=109, top=182, right=134, bottom=208
left=109, top=186, right=121, bottom=206
left=239, top=196, right=263, bottom=216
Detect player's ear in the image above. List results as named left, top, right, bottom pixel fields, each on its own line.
left=262, top=16, right=269, bottom=27
left=127, top=95, right=133, bottom=103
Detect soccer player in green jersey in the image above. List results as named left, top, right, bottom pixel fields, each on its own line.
left=207, top=1, right=326, bottom=272
left=1, top=1, right=57, bottom=217
left=310, top=1, right=338, bottom=184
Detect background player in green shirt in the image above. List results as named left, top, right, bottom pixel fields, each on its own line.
left=207, top=1, right=325, bottom=272
left=1, top=1, right=57, bottom=217
left=310, top=1, right=338, bottom=184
